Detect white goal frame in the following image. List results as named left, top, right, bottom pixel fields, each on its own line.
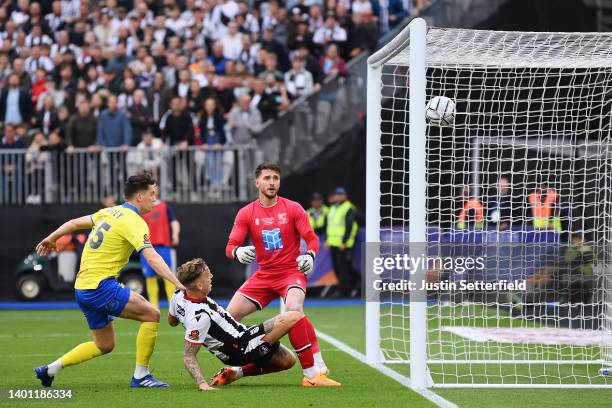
left=365, top=17, right=612, bottom=389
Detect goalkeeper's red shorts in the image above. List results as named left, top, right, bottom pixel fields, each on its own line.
left=236, top=269, right=307, bottom=310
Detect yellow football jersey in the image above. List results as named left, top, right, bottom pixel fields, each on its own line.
left=75, top=203, right=152, bottom=290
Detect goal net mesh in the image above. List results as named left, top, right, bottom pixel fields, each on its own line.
left=378, top=27, right=612, bottom=386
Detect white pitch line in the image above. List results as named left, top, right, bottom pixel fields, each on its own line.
left=315, top=330, right=458, bottom=408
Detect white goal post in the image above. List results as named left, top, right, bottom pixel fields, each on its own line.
left=366, top=18, right=612, bottom=388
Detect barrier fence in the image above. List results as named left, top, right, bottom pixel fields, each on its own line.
left=0, top=145, right=261, bottom=205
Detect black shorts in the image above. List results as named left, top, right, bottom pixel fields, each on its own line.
left=222, top=324, right=280, bottom=367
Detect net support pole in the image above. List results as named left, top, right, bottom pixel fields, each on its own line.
left=408, top=17, right=428, bottom=389
left=365, top=61, right=382, bottom=366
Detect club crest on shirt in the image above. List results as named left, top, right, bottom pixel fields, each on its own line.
left=176, top=305, right=185, bottom=317
left=277, top=213, right=287, bottom=225
left=189, top=330, right=200, bottom=340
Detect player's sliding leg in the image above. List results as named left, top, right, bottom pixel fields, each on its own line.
left=212, top=311, right=301, bottom=385
left=285, top=288, right=337, bottom=384
left=119, top=291, right=168, bottom=387
left=35, top=323, right=115, bottom=387
left=145, top=277, right=160, bottom=310
left=212, top=345, right=296, bottom=385
left=226, top=291, right=260, bottom=321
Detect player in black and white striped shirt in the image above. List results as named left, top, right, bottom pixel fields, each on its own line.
left=169, top=258, right=336, bottom=390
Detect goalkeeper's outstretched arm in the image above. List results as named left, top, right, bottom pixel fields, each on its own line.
left=183, top=341, right=215, bottom=391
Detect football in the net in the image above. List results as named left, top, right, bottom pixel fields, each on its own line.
left=425, top=96, right=456, bottom=126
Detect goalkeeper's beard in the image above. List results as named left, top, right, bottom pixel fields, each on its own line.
left=261, top=189, right=278, bottom=200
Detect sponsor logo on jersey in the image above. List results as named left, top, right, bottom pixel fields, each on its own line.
left=176, top=305, right=185, bottom=317
left=258, top=343, right=270, bottom=356
left=262, top=228, right=283, bottom=250
left=278, top=213, right=287, bottom=225
left=189, top=330, right=200, bottom=340
left=249, top=326, right=260, bottom=335
left=143, top=234, right=151, bottom=245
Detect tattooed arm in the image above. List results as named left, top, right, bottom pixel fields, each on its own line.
left=183, top=341, right=216, bottom=391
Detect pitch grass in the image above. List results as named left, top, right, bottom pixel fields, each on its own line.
left=1, top=306, right=610, bottom=408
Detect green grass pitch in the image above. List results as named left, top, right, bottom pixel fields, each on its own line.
left=0, top=306, right=610, bottom=407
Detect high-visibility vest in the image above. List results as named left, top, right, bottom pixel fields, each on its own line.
left=326, top=201, right=358, bottom=248
left=529, top=190, right=561, bottom=232
left=456, top=198, right=484, bottom=230
left=308, top=205, right=329, bottom=231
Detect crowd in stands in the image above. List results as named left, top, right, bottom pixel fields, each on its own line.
left=0, top=0, right=421, bottom=157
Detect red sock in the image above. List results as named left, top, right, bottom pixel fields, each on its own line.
left=241, top=363, right=261, bottom=377
left=241, top=362, right=289, bottom=377
left=288, top=316, right=314, bottom=369
left=304, top=317, right=320, bottom=354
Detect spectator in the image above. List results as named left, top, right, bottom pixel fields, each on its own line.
left=388, top=0, right=409, bottom=28
left=221, top=21, right=243, bottom=60
left=32, top=95, right=59, bottom=136
left=36, top=76, right=65, bottom=111
left=148, top=72, right=173, bottom=131
left=66, top=100, right=97, bottom=150
left=160, top=97, right=194, bottom=148
left=313, top=12, right=347, bottom=54
left=127, top=127, right=164, bottom=176
left=96, top=94, right=131, bottom=149
left=199, top=97, right=227, bottom=190
left=25, top=131, right=48, bottom=204
left=297, top=44, right=325, bottom=91
left=352, top=0, right=373, bottom=16
left=129, top=89, right=152, bottom=146
left=0, top=74, right=33, bottom=126
left=228, top=93, right=263, bottom=145
left=260, top=26, right=290, bottom=72
left=208, top=40, right=229, bottom=75
left=319, top=43, right=348, bottom=100
left=251, top=77, right=289, bottom=121
left=348, top=12, right=378, bottom=58
left=284, top=55, right=314, bottom=101
left=257, top=52, right=283, bottom=82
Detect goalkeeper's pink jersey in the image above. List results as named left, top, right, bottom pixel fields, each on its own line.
left=226, top=197, right=319, bottom=273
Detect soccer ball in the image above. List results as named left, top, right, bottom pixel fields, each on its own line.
left=425, top=96, right=456, bottom=126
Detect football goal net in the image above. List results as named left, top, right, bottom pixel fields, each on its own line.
left=365, top=18, right=612, bottom=388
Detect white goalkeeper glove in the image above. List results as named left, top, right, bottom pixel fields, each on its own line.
left=233, top=246, right=256, bottom=264
left=297, top=250, right=316, bottom=276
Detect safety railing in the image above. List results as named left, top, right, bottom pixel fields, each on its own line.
left=0, top=145, right=261, bottom=205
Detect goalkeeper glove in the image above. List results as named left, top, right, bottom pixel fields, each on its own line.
left=297, top=250, right=316, bottom=276
left=233, top=246, right=256, bottom=264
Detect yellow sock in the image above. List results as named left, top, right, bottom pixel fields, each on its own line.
left=145, top=277, right=159, bottom=310
left=163, top=280, right=176, bottom=306
left=60, top=341, right=103, bottom=367
left=136, top=322, right=159, bottom=367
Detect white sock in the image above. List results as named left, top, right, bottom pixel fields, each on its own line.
left=134, top=364, right=149, bottom=379
left=47, top=359, right=63, bottom=377
left=303, top=366, right=318, bottom=378
left=233, top=367, right=244, bottom=380
left=313, top=352, right=324, bottom=365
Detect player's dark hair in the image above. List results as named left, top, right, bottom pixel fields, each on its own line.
left=177, top=258, right=208, bottom=287
left=255, top=163, right=281, bottom=179
left=124, top=172, right=156, bottom=200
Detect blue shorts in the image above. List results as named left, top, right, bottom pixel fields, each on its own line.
left=75, top=278, right=131, bottom=330
left=140, top=246, right=175, bottom=278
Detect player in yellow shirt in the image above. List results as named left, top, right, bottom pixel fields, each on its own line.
left=33, top=173, right=185, bottom=388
